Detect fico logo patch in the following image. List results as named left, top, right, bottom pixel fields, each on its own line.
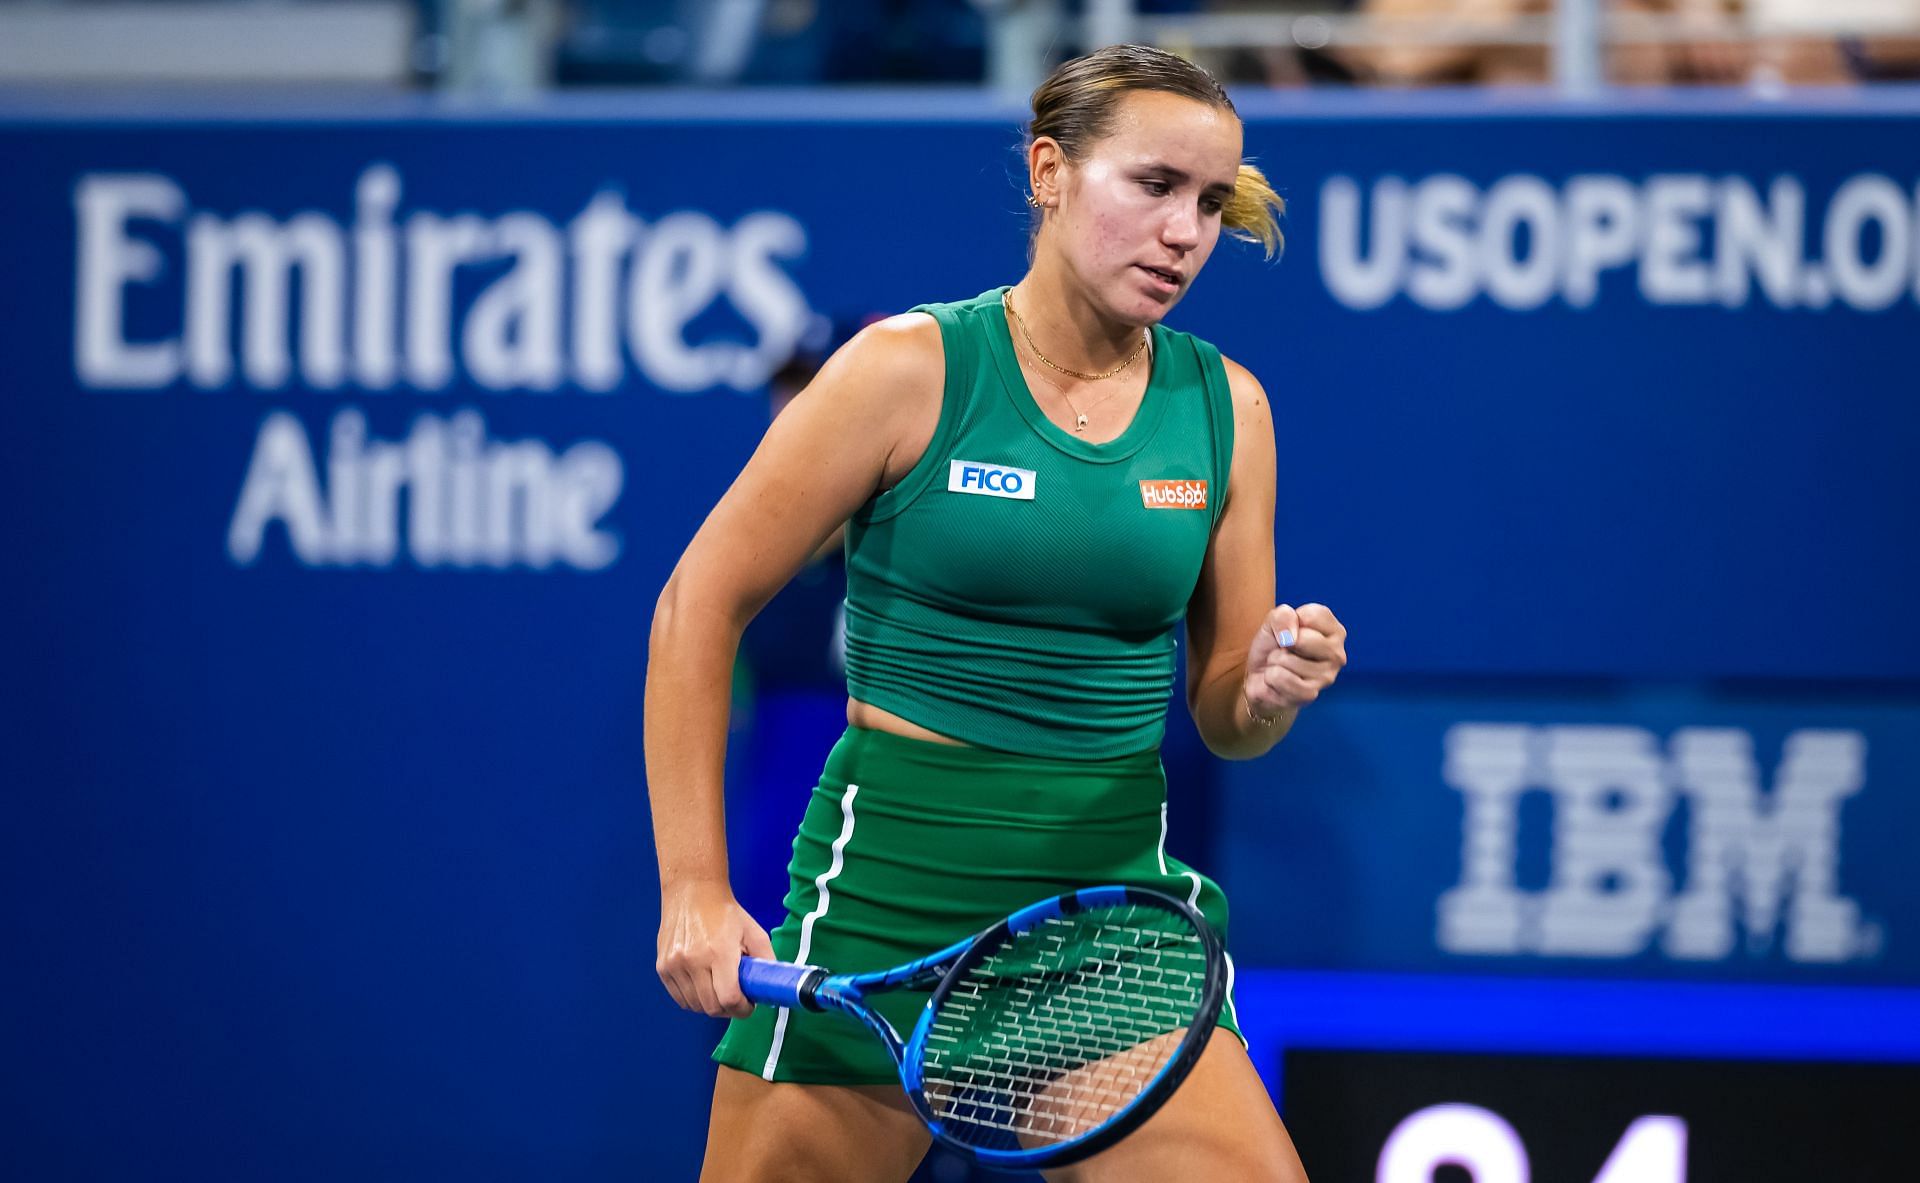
left=949, top=460, right=1036, bottom=500
left=1139, top=479, right=1208, bottom=510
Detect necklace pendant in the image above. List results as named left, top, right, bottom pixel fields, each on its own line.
left=1075, top=414, right=1088, bottom=431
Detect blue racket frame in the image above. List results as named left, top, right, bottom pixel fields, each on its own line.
left=737, top=885, right=1226, bottom=1172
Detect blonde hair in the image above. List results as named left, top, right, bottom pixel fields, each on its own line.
left=1027, top=44, right=1285, bottom=259
left=1223, top=163, right=1285, bottom=258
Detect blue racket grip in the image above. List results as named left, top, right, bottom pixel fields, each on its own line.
left=738, top=957, right=826, bottom=1010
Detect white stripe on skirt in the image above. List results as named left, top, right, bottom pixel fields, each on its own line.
left=1159, top=802, right=1244, bottom=1045
left=1157, top=801, right=1204, bottom=908
left=761, top=781, right=861, bottom=1080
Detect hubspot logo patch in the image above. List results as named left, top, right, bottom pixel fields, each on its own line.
left=1139, top=479, right=1207, bottom=510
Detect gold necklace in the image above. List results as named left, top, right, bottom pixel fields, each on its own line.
left=1023, top=356, right=1131, bottom=433
left=1003, top=292, right=1150, bottom=432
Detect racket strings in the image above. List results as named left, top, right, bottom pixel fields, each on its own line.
left=917, top=903, right=1210, bottom=1149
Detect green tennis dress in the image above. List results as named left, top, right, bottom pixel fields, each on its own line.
left=713, top=287, right=1244, bottom=1085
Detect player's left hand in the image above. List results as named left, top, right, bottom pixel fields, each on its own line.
left=1243, top=602, right=1348, bottom=721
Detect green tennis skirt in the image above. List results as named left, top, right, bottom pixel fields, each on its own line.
left=713, top=725, right=1242, bottom=1086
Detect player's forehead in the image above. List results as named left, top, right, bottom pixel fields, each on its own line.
left=1088, top=90, right=1242, bottom=186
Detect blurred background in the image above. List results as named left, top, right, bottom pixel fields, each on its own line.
left=3, top=2, right=1918, bottom=1181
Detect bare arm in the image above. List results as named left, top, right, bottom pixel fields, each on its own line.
left=645, top=314, right=943, bottom=1016
left=1184, top=358, right=1348, bottom=760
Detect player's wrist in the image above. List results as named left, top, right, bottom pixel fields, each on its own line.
left=1242, top=688, right=1277, bottom=729
left=658, top=868, right=734, bottom=899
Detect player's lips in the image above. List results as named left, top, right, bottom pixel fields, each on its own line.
left=1137, top=264, right=1183, bottom=292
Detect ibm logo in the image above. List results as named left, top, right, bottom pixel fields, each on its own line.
left=1438, top=725, right=1878, bottom=964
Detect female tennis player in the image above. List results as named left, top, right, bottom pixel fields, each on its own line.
left=647, top=44, right=1343, bottom=1182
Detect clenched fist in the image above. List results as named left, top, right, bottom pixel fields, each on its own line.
left=657, top=879, right=775, bottom=1018
left=1243, top=602, right=1348, bottom=723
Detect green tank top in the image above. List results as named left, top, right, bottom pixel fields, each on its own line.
left=843, top=286, right=1237, bottom=759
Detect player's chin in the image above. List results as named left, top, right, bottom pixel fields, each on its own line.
left=1113, top=276, right=1186, bottom=324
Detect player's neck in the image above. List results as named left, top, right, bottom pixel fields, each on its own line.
left=1007, top=269, right=1143, bottom=375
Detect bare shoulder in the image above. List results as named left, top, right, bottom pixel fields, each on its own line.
left=1218, top=354, right=1275, bottom=434
left=798, top=311, right=944, bottom=487
left=1210, top=354, right=1276, bottom=522
left=862, top=310, right=943, bottom=357
left=812, top=312, right=943, bottom=407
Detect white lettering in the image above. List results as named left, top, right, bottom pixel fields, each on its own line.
left=1534, top=727, right=1671, bottom=957
left=569, top=191, right=638, bottom=392
left=1665, top=729, right=1866, bottom=961
left=726, top=210, right=813, bottom=390
left=186, top=211, right=347, bottom=389
left=1438, top=723, right=1872, bottom=965
left=1715, top=176, right=1803, bottom=308
left=403, top=212, right=492, bottom=389
left=1562, top=175, right=1639, bottom=308
left=74, top=174, right=185, bottom=388
left=228, top=412, right=331, bottom=563
left=1320, top=175, right=1406, bottom=311
left=1640, top=175, right=1715, bottom=305
left=628, top=212, right=728, bottom=392
left=1824, top=174, right=1911, bottom=311
left=1319, top=170, right=1917, bottom=312
left=1407, top=175, right=1477, bottom=311
left=352, top=165, right=402, bottom=389
left=1479, top=175, right=1560, bottom=310
left=74, top=168, right=815, bottom=395
left=229, top=408, right=623, bottom=570
left=465, top=213, right=565, bottom=390
left=1438, top=725, right=1534, bottom=954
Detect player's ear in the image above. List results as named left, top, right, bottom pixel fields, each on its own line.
left=1029, top=136, right=1067, bottom=206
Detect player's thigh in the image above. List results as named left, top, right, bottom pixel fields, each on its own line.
left=1042, top=1037, right=1310, bottom=1183
left=700, top=1063, right=933, bottom=1183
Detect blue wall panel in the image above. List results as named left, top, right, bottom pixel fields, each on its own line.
left=1215, top=680, right=1919, bottom=984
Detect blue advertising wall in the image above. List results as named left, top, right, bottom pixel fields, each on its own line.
left=3, top=90, right=1917, bottom=1180
left=1218, top=681, right=1918, bottom=980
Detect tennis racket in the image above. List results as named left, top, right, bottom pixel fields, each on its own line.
left=737, top=885, right=1226, bottom=1172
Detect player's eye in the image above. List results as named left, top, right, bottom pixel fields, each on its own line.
left=1140, top=179, right=1171, bottom=196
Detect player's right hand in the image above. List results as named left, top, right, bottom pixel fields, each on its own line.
left=656, top=879, right=775, bottom=1019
